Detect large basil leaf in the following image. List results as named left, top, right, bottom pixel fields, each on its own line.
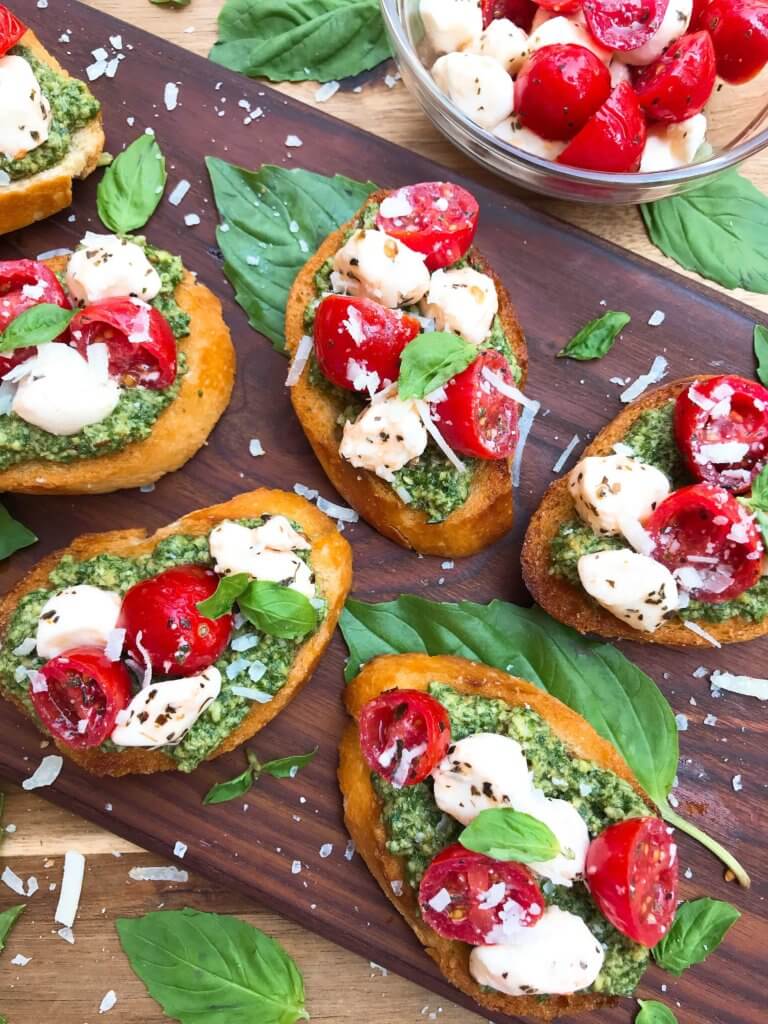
left=558, top=311, right=631, bottom=361
left=640, top=172, right=768, bottom=293
left=755, top=324, right=768, bottom=386
left=97, top=135, right=167, bottom=235
left=636, top=1001, right=678, bottom=1024
left=0, top=504, right=37, bottom=560
left=0, top=904, right=25, bottom=953
left=240, top=581, right=317, bottom=640
left=459, top=808, right=560, bottom=863
left=116, top=908, right=309, bottom=1024
left=211, top=0, right=391, bottom=83
left=653, top=898, right=740, bottom=975
left=0, top=304, right=75, bottom=353
left=206, top=158, right=376, bottom=353
left=397, top=332, right=477, bottom=400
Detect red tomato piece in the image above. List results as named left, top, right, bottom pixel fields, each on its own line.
left=118, top=566, right=233, bottom=678
left=313, top=295, right=419, bottom=392
left=515, top=44, right=612, bottom=141
left=32, top=646, right=133, bottom=749
left=558, top=81, right=647, bottom=171
left=537, top=0, right=582, bottom=12
left=633, top=31, right=716, bottom=122
left=0, top=259, right=71, bottom=375
left=69, top=298, right=177, bottom=389
left=690, top=0, right=714, bottom=27
left=0, top=4, right=26, bottom=55
left=647, top=483, right=764, bottom=602
left=359, top=689, right=451, bottom=787
left=703, top=0, right=768, bottom=82
left=583, top=0, right=670, bottom=49
left=674, top=375, right=768, bottom=493
left=481, top=0, right=538, bottom=31
left=419, top=844, right=545, bottom=945
left=432, top=350, right=519, bottom=460
left=375, top=182, right=479, bottom=271
left=586, top=817, right=678, bottom=947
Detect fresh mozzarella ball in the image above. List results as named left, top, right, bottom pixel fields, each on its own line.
left=568, top=455, right=671, bottom=537
left=517, top=791, right=590, bottom=886
left=431, top=52, right=515, bottom=130
left=640, top=114, right=708, bottom=172
left=339, top=395, right=428, bottom=482
left=619, top=0, right=692, bottom=65
left=36, top=585, right=122, bottom=659
left=420, top=267, right=498, bottom=346
left=469, top=907, right=605, bottom=996
left=474, top=18, right=530, bottom=75
left=609, top=58, right=632, bottom=86
left=12, top=343, right=121, bottom=436
left=432, top=733, right=531, bottom=826
left=529, top=15, right=612, bottom=63
left=494, top=116, right=567, bottom=160
left=419, top=0, right=483, bottom=54
left=209, top=516, right=315, bottom=598
left=332, top=229, right=430, bottom=308
left=578, top=548, right=679, bottom=632
left=66, top=232, right=162, bottom=304
left=111, top=667, right=222, bottom=747
left=0, top=56, right=52, bottom=160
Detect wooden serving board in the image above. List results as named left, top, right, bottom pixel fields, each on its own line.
left=1, top=2, right=766, bottom=1020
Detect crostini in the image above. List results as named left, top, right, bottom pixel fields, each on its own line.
left=285, top=181, right=530, bottom=557
left=0, top=5, right=104, bottom=234
left=0, top=231, right=235, bottom=493
left=340, top=654, right=673, bottom=1019
left=0, top=488, right=352, bottom=776
left=523, top=374, right=768, bottom=646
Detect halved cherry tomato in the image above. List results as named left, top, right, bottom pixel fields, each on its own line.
left=691, top=0, right=714, bottom=27
left=674, top=375, right=768, bottom=492
left=481, top=0, right=538, bottom=31
left=31, top=646, right=133, bottom=749
left=647, top=483, right=764, bottom=602
left=703, top=0, right=768, bottom=82
left=375, top=183, right=479, bottom=272
left=585, top=817, right=678, bottom=947
left=633, top=31, right=717, bottom=122
left=432, top=350, right=519, bottom=460
left=583, top=0, right=669, bottom=49
left=359, top=689, right=451, bottom=787
left=515, top=44, right=612, bottom=141
left=0, top=4, right=26, bottom=55
left=118, top=566, right=233, bottom=678
left=419, top=845, right=545, bottom=945
left=558, top=81, right=647, bottom=171
left=313, top=295, right=419, bottom=392
left=69, top=298, right=177, bottom=389
left=0, top=259, right=71, bottom=376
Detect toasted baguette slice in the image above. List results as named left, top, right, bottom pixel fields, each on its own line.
left=0, top=488, right=352, bottom=776
left=284, top=189, right=528, bottom=557
left=0, top=31, right=105, bottom=235
left=521, top=375, right=768, bottom=646
left=0, top=255, right=236, bottom=494
left=340, top=653, right=651, bottom=1021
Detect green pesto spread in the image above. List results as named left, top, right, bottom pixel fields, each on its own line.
left=0, top=242, right=190, bottom=471
left=622, top=402, right=689, bottom=487
left=0, top=519, right=320, bottom=773
left=374, top=683, right=649, bottom=998
left=2, top=46, right=100, bottom=182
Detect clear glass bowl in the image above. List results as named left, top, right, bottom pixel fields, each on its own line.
left=380, top=0, right=768, bottom=204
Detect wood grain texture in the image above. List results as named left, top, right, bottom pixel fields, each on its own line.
left=0, top=2, right=766, bottom=1022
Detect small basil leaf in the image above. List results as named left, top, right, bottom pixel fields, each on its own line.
left=0, top=904, right=25, bottom=952
left=202, top=765, right=255, bottom=805
left=0, top=303, right=75, bottom=353
left=652, top=898, right=741, bottom=975
left=0, top=503, right=37, bottom=560
left=97, top=134, right=167, bottom=235
left=738, top=466, right=768, bottom=547
left=558, top=311, right=631, bottom=361
left=397, top=331, right=477, bottom=401
left=196, top=572, right=250, bottom=619
left=150, top=0, right=190, bottom=6
left=636, top=1000, right=678, bottom=1024
left=261, top=747, right=318, bottom=779
left=459, top=807, right=561, bottom=863
left=755, top=324, right=768, bottom=386
left=239, top=581, right=317, bottom=640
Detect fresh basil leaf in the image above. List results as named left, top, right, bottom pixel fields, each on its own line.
left=211, top=0, right=391, bottom=83
left=397, top=332, right=477, bottom=401
left=754, top=324, right=768, bottom=386
left=196, top=572, right=250, bottom=619
left=0, top=503, right=37, bottom=560
left=240, top=581, right=317, bottom=640
left=459, top=808, right=560, bottom=863
left=203, top=765, right=255, bottom=805
left=206, top=158, right=376, bottom=352
left=116, top=908, right=309, bottom=1023
left=653, top=898, right=740, bottom=975
left=0, top=905, right=25, bottom=953
left=558, top=311, right=631, bottom=361
left=738, top=466, right=768, bottom=547
left=261, top=747, right=318, bottom=779
left=203, top=746, right=318, bottom=805
left=0, top=303, right=75, bottom=353
left=636, top=1000, right=678, bottom=1024
left=97, top=134, right=167, bottom=235
left=640, top=172, right=768, bottom=293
